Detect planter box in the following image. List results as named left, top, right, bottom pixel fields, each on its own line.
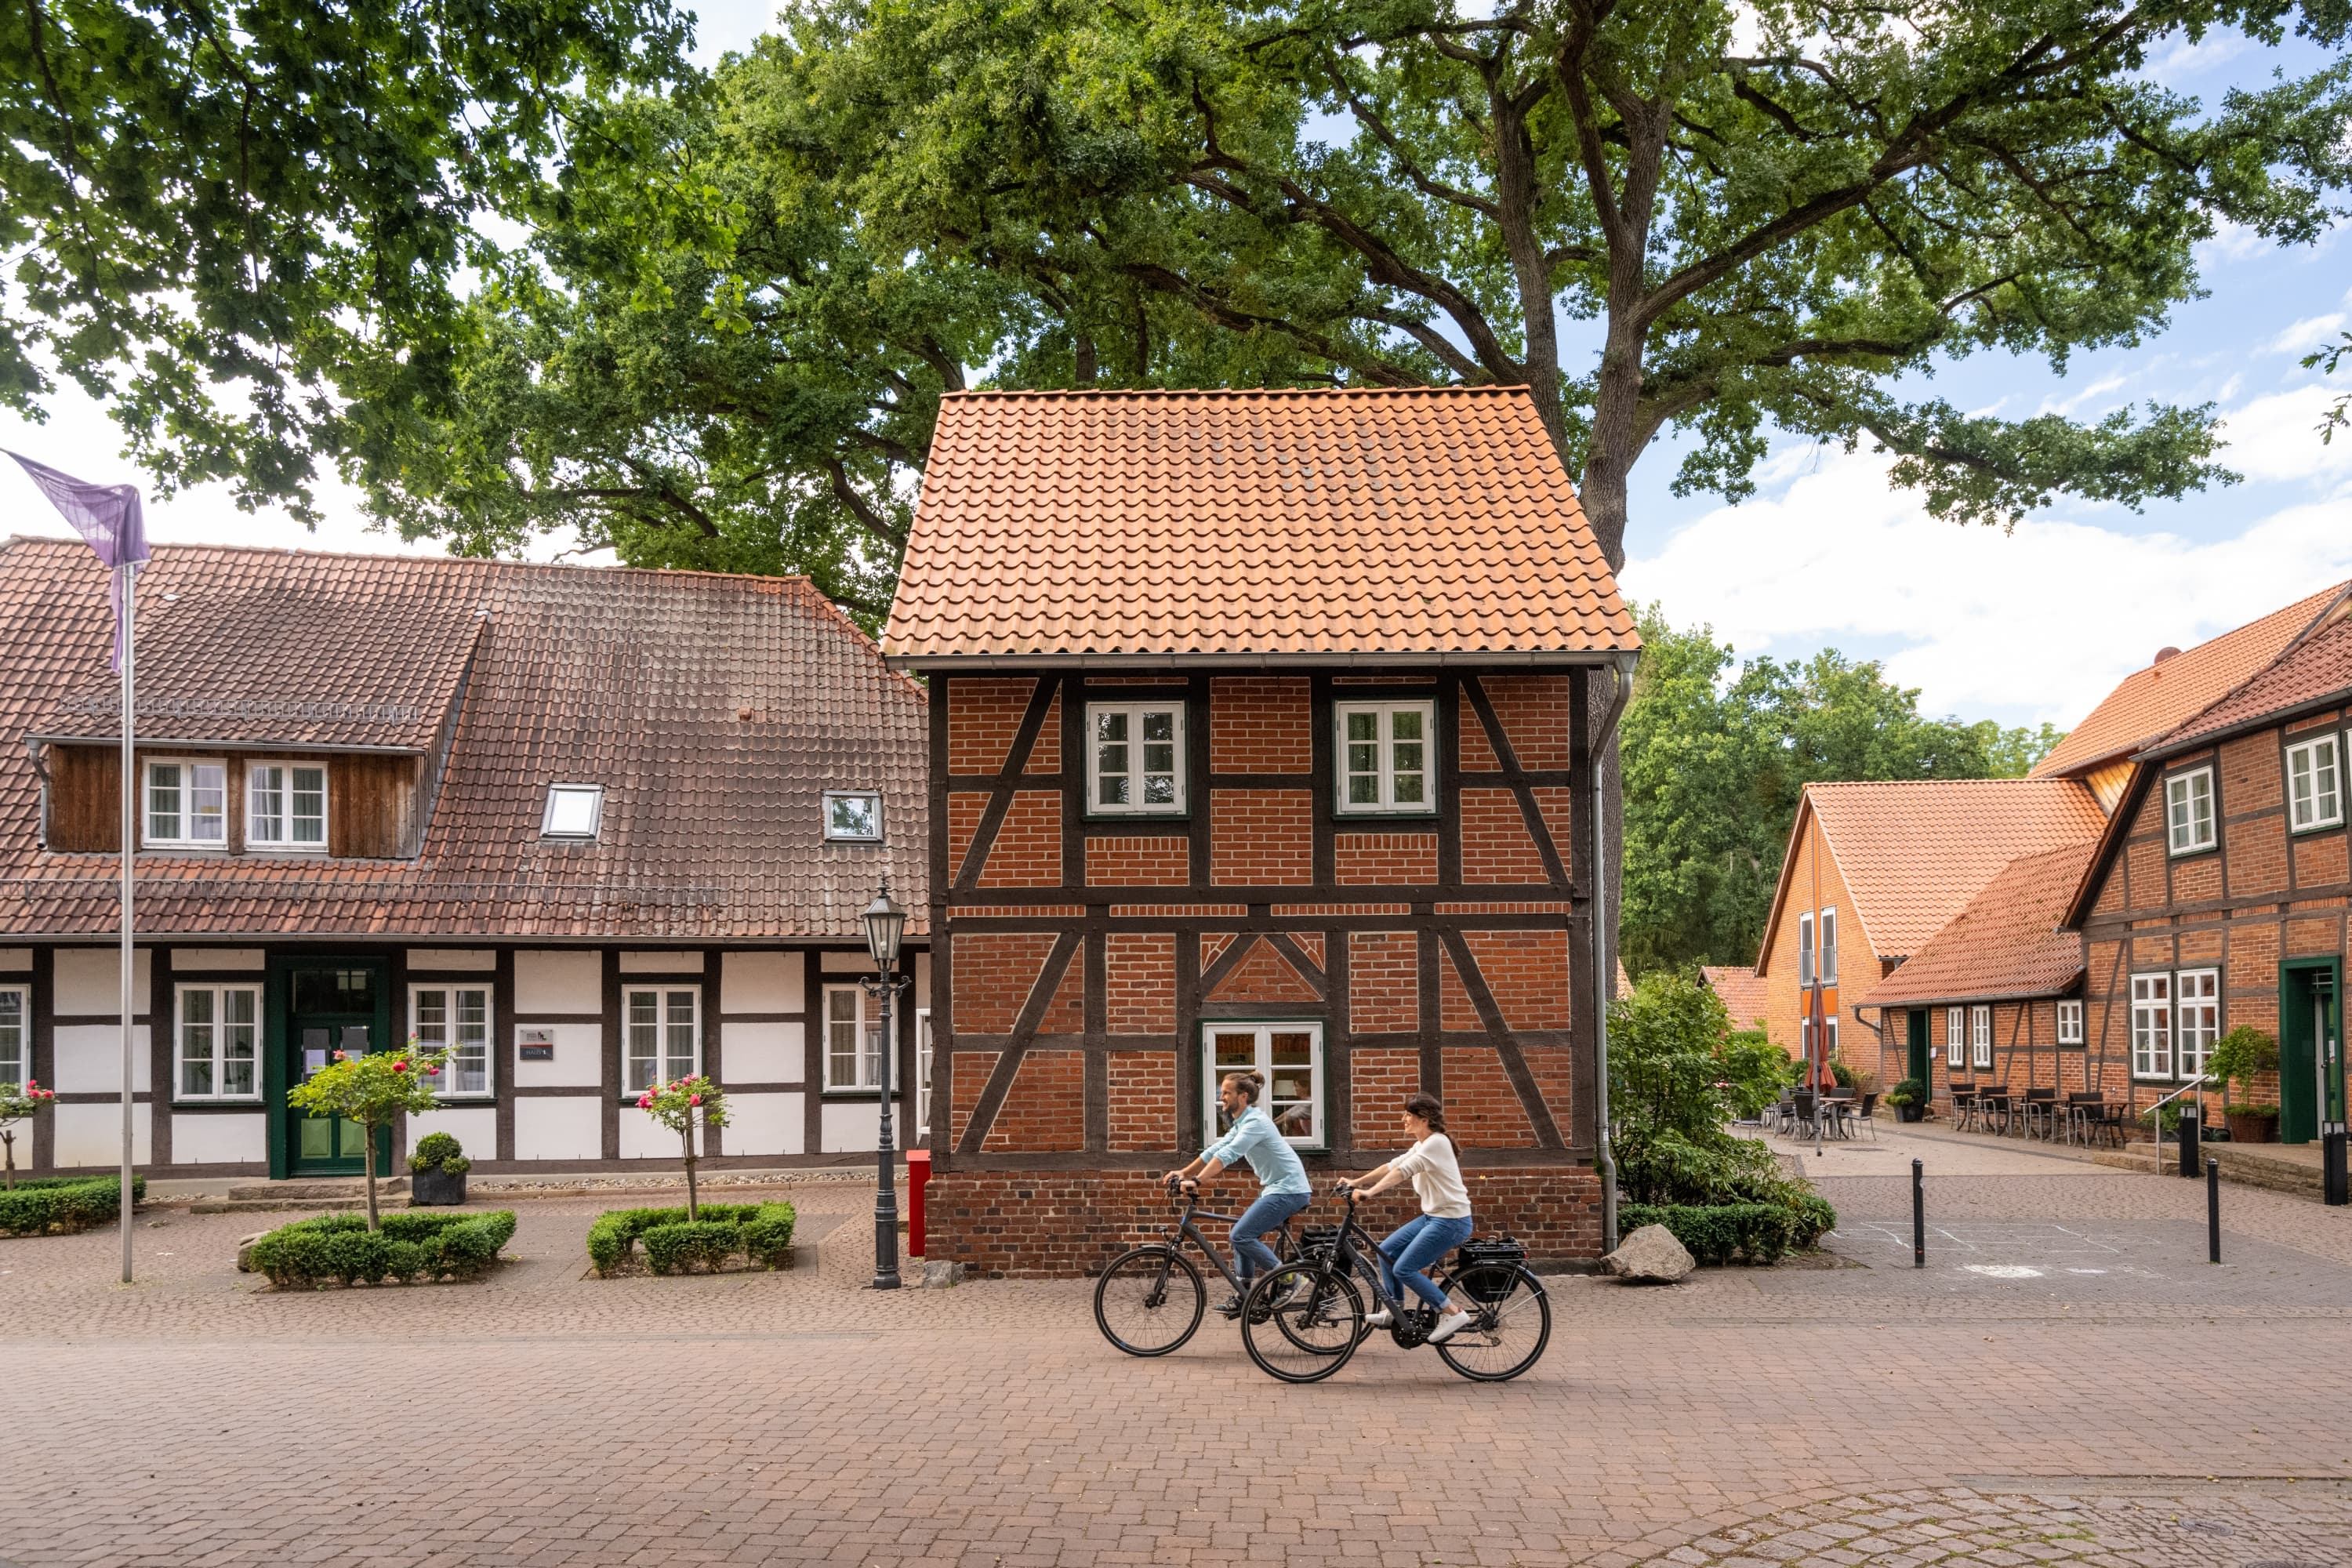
left=1893, top=1103, right=1924, bottom=1123
left=2224, top=1111, right=2279, bottom=1145
left=410, top=1167, right=469, bottom=1207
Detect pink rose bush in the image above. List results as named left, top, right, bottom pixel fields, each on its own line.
left=0, top=1079, right=56, bottom=1190
left=637, top=1075, right=729, bottom=1220
left=285, top=1036, right=452, bottom=1232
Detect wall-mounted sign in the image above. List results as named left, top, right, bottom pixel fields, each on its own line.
left=517, top=1025, right=556, bottom=1062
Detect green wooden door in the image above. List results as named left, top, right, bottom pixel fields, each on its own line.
left=282, top=960, right=393, bottom=1174
left=2279, top=960, right=2343, bottom=1145
left=1906, top=1009, right=1931, bottom=1095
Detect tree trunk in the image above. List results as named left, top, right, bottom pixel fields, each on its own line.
left=682, top=1123, right=699, bottom=1221
left=363, top=1126, right=380, bottom=1232
left=2, top=1128, right=13, bottom=1191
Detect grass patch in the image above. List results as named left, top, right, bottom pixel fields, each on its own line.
left=0, top=1174, right=147, bottom=1237
left=586, top=1202, right=797, bottom=1277
left=248, top=1210, right=518, bottom=1288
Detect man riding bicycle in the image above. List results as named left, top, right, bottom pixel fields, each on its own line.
left=1165, top=1070, right=1312, bottom=1319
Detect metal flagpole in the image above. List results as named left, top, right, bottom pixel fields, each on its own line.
left=118, top=561, right=136, bottom=1283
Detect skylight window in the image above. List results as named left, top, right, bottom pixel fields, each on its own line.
left=824, top=789, right=884, bottom=842
left=541, top=784, right=604, bottom=840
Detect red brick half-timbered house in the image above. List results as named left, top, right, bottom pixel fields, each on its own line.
left=884, top=387, right=1642, bottom=1277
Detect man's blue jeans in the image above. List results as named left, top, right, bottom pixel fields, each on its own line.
left=1231, top=1189, right=1312, bottom=1290
left=1378, top=1212, right=1475, bottom=1312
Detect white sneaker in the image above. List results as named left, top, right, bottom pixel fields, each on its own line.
left=1426, top=1310, right=1473, bottom=1345
left=1363, top=1306, right=1392, bottom=1328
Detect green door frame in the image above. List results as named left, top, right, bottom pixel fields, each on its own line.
left=2278, top=956, right=2343, bottom=1146
left=1906, top=1009, right=1931, bottom=1094
left=265, top=953, right=394, bottom=1179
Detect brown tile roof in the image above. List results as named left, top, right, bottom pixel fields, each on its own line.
left=1859, top=843, right=2093, bottom=1009
left=884, top=387, right=1640, bottom=665
left=2155, top=600, right=2352, bottom=750
left=1757, top=779, right=2107, bottom=971
left=2031, top=582, right=2351, bottom=779
left=0, top=538, right=927, bottom=940
left=1700, top=965, right=1771, bottom=1029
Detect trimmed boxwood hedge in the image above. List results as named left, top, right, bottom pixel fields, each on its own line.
left=1620, top=1195, right=1837, bottom=1266
left=587, top=1202, right=796, bottom=1277
left=0, top=1174, right=147, bottom=1237
left=249, top=1210, right=517, bottom=1288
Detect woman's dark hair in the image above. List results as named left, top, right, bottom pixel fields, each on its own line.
left=1222, top=1071, right=1265, bottom=1105
left=1404, top=1093, right=1461, bottom=1157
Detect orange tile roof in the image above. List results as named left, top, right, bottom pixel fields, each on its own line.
left=884, top=387, right=1639, bottom=665
left=1758, top=779, right=2107, bottom=971
left=2031, top=582, right=2350, bottom=779
left=1700, top=965, right=1770, bottom=1029
left=2157, top=599, right=2352, bottom=750
left=1859, top=843, right=2094, bottom=1010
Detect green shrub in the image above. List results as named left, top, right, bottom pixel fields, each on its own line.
left=1620, top=1194, right=1838, bottom=1266
left=248, top=1210, right=517, bottom=1287
left=1886, top=1077, right=1926, bottom=1108
left=408, top=1131, right=467, bottom=1174
left=0, top=1174, right=147, bottom=1237
left=585, top=1201, right=796, bottom=1277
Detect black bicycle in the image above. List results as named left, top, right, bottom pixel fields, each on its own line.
left=1094, top=1178, right=1297, bottom=1356
left=1239, top=1186, right=1552, bottom=1383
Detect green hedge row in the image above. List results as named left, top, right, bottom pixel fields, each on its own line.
left=1620, top=1195, right=1837, bottom=1266
left=249, top=1210, right=518, bottom=1288
left=587, top=1203, right=796, bottom=1276
left=0, top=1174, right=147, bottom=1237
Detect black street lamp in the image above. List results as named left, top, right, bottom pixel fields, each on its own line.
left=862, top=878, right=911, bottom=1290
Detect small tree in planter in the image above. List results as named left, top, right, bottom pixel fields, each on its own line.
left=0, top=1080, right=56, bottom=1189
left=408, top=1132, right=473, bottom=1206
left=1886, top=1079, right=1927, bottom=1123
left=637, top=1076, right=728, bottom=1219
left=2205, top=1025, right=2280, bottom=1143
left=286, top=1042, right=448, bottom=1231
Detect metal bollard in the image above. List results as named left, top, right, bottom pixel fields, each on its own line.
left=2325, top=1123, right=2349, bottom=1207
left=1911, top=1158, right=1925, bottom=1269
left=2178, top=1102, right=2201, bottom=1178
left=2206, top=1156, right=2221, bottom=1264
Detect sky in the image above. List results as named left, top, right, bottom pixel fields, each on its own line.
left=3, top=10, right=2348, bottom=734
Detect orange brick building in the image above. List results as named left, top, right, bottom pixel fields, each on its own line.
left=883, top=387, right=1641, bottom=1276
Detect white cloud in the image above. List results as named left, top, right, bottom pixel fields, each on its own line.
left=2216, top=384, right=2352, bottom=483
left=2038, top=372, right=2129, bottom=417
left=2262, top=312, right=2348, bottom=356
left=2194, top=218, right=2270, bottom=267
left=1620, top=444, right=2352, bottom=727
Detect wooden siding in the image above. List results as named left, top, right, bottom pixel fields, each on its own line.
left=42, top=744, right=419, bottom=859
left=330, top=754, right=418, bottom=858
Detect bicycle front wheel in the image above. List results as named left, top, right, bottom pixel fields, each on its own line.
left=1433, top=1263, right=1551, bottom=1382
left=1094, top=1246, right=1205, bottom=1356
left=1242, top=1261, right=1363, bottom=1384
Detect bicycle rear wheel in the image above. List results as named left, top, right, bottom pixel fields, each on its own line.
left=1242, top=1261, right=1363, bottom=1384
left=1094, top=1246, right=1205, bottom=1356
left=1432, top=1263, right=1550, bottom=1381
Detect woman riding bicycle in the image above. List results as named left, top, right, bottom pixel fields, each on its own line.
left=1337, top=1093, right=1475, bottom=1345
left=1165, top=1070, right=1312, bottom=1318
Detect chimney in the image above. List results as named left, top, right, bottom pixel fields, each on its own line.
left=2153, top=646, right=2182, bottom=665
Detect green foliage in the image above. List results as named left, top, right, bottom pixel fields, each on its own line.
left=246, top=1210, right=517, bottom=1287
left=287, top=1042, right=450, bottom=1229
left=0, top=1077, right=56, bottom=1189
left=634, top=1075, right=729, bottom=1218
left=0, top=1174, right=144, bottom=1237
left=585, top=1201, right=797, bottom=1276
left=0, top=0, right=693, bottom=521
left=2206, top=1026, right=2279, bottom=1108
left=1609, top=973, right=1812, bottom=1210
left=2304, top=329, right=2352, bottom=445
left=408, top=1132, right=467, bottom=1174
left=1886, top=1079, right=1926, bottom=1109
left=1620, top=1197, right=1837, bottom=1266
left=1621, top=607, right=2067, bottom=975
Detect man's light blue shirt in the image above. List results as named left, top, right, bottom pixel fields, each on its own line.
left=1201, top=1105, right=1312, bottom=1195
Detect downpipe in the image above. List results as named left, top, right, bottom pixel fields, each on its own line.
left=1592, top=652, right=1638, bottom=1254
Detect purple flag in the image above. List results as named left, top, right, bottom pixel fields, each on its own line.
left=9, top=451, right=148, bottom=673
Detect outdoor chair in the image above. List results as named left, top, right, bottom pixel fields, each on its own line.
left=1791, top=1089, right=1817, bottom=1137
left=1850, top=1091, right=1878, bottom=1141
left=1951, top=1087, right=1979, bottom=1133
left=2079, top=1095, right=2126, bottom=1149
left=2024, top=1087, right=2058, bottom=1140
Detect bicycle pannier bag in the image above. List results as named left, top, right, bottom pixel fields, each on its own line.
left=1453, top=1236, right=1527, bottom=1301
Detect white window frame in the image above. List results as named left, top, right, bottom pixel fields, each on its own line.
left=1334, top=699, right=1436, bottom=815
left=822, top=789, right=886, bottom=843
left=0, top=985, right=25, bottom=1088
left=622, top=985, right=700, bottom=1095
left=1823, top=1015, right=1838, bottom=1064
left=1798, top=913, right=1816, bottom=989
left=175, top=982, right=262, bottom=1102
left=2286, top=735, right=2343, bottom=833
left=2057, top=999, right=2085, bottom=1046
left=410, top=984, right=494, bottom=1099
left=2165, top=766, right=2216, bottom=855
left=1202, top=1021, right=1326, bottom=1150
left=2176, top=968, right=2220, bottom=1080
left=1087, top=702, right=1187, bottom=815
left=245, top=759, right=329, bottom=851
left=143, top=757, right=227, bottom=848
left=1946, top=1006, right=1965, bottom=1069
left=542, top=783, right=604, bottom=840
left=1818, top=907, right=1837, bottom=985
left=822, top=982, right=887, bottom=1093
left=915, top=1007, right=934, bottom=1138
left=2130, top=973, right=2173, bottom=1080
left=1970, top=1005, right=1994, bottom=1069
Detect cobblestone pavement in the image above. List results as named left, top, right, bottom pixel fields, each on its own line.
left=2, top=1170, right=2349, bottom=1567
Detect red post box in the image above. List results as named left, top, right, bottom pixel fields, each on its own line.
left=906, top=1147, right=931, bottom=1258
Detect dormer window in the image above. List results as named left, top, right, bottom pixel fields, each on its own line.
left=541, top=783, right=604, bottom=840
left=145, top=760, right=227, bottom=848
left=824, top=789, right=884, bottom=842
left=247, top=761, right=327, bottom=850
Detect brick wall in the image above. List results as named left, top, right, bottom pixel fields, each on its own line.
left=1105, top=933, right=1175, bottom=1033
left=1461, top=929, right=1570, bottom=1030
left=1460, top=789, right=1547, bottom=883
left=1348, top=932, right=1418, bottom=1031
left=949, top=1051, right=996, bottom=1147
left=1107, top=1053, right=1177, bottom=1150
left=983, top=1050, right=1085, bottom=1152
left=1207, top=938, right=1319, bottom=1004
left=1335, top=832, right=1437, bottom=884
left=923, top=1164, right=1604, bottom=1277
left=1442, top=1047, right=1537, bottom=1147
left=1084, top=835, right=1189, bottom=887
left=1209, top=676, right=1312, bottom=771
left=951, top=933, right=1060, bottom=1032
left=1351, top=1047, right=1421, bottom=1125
left=1457, top=674, right=1573, bottom=771
left=975, top=790, right=1063, bottom=887
left=1210, top=789, right=1315, bottom=884
left=949, top=677, right=1037, bottom=774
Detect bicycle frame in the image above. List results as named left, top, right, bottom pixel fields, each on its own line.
left=1157, top=1186, right=1294, bottom=1296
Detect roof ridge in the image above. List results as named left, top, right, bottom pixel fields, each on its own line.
left=2143, top=581, right=2352, bottom=756
left=4, top=533, right=834, bottom=593
left=938, top=384, right=1534, bottom=401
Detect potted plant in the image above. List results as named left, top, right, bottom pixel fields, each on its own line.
left=636, top=1075, right=730, bottom=1219
left=1886, top=1078, right=1927, bottom=1123
left=0, top=1079, right=56, bottom=1189
left=285, top=1039, right=449, bottom=1230
left=408, top=1131, right=472, bottom=1206
left=2206, top=1025, right=2280, bottom=1144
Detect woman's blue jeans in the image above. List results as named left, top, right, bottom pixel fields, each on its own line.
left=1230, top=1189, right=1312, bottom=1290
left=1378, top=1213, right=1475, bottom=1312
